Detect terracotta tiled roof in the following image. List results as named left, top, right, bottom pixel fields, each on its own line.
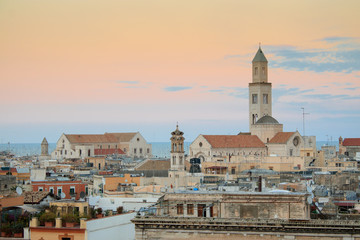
left=343, top=138, right=360, bottom=146
left=135, top=159, right=170, bottom=171
left=269, top=132, right=295, bottom=144
left=105, top=132, right=137, bottom=142
left=65, top=134, right=118, bottom=144
left=23, top=191, right=51, bottom=204
left=94, top=148, right=125, bottom=155
left=202, top=135, right=265, bottom=148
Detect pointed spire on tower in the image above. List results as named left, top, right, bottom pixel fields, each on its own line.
left=252, top=45, right=268, bottom=63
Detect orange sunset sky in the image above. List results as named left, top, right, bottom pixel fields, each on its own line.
left=1, top=0, right=360, bottom=143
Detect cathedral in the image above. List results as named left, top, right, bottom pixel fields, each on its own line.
left=175, top=47, right=318, bottom=175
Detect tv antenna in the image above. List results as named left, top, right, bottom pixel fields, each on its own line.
left=301, top=107, right=310, bottom=138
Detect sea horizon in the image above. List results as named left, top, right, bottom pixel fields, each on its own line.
left=0, top=141, right=338, bottom=159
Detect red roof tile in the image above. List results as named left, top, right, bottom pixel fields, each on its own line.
left=65, top=134, right=118, bottom=144
left=343, top=138, right=360, bottom=146
left=94, top=148, right=125, bottom=155
left=269, top=132, right=295, bottom=144
left=105, top=133, right=137, bottom=142
left=202, top=135, right=265, bottom=148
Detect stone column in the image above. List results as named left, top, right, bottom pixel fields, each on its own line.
left=206, top=205, right=210, bottom=218
left=183, top=204, right=187, bottom=217
left=55, top=218, right=62, bottom=228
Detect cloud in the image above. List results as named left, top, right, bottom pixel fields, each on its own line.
left=163, top=86, right=192, bottom=92
left=117, top=81, right=139, bottom=84
left=321, top=36, right=355, bottom=43
left=225, top=37, right=360, bottom=73
left=266, top=38, right=360, bottom=73
left=344, top=87, right=360, bottom=91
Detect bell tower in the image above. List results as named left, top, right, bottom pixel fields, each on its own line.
left=249, top=46, right=272, bottom=130
left=170, top=124, right=185, bottom=171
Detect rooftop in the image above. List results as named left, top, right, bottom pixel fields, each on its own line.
left=203, top=135, right=265, bottom=148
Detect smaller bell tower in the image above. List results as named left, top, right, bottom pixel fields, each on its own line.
left=41, top=137, right=49, bottom=156
left=170, top=124, right=185, bottom=171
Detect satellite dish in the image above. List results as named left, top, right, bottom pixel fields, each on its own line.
left=16, top=187, right=23, bottom=195
left=80, top=191, right=85, bottom=199
left=61, top=192, right=66, bottom=199
left=307, top=196, right=313, bottom=204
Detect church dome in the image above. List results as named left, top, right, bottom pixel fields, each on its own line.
left=255, top=115, right=279, bottom=124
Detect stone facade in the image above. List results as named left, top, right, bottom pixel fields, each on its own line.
left=189, top=134, right=266, bottom=163
left=267, top=132, right=303, bottom=157
left=51, top=132, right=152, bottom=160
left=157, top=192, right=310, bottom=220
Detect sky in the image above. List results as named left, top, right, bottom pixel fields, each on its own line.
left=1, top=0, right=360, bottom=143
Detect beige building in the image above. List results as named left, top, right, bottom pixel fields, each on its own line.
left=267, top=131, right=303, bottom=157
left=189, top=134, right=266, bottom=163
left=157, top=191, right=310, bottom=220
left=51, top=132, right=152, bottom=160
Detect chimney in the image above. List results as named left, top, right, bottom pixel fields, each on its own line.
left=55, top=218, right=62, bottom=228
left=30, top=217, right=39, bottom=227
left=80, top=218, right=87, bottom=229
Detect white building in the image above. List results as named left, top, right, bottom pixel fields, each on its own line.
left=51, top=132, right=152, bottom=160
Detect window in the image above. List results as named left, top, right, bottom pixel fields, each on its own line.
left=38, top=187, right=43, bottom=192
left=70, top=187, right=75, bottom=195
left=65, top=150, right=67, bottom=155
left=108, top=145, right=110, bottom=149
left=134, top=148, right=137, bottom=154
left=79, top=149, right=82, bottom=156
left=124, top=148, right=127, bottom=153
left=172, top=156, right=176, bottom=165
left=147, top=148, right=150, bottom=154
left=140, top=148, right=143, bottom=154
left=49, top=187, right=54, bottom=194
left=290, top=149, right=293, bottom=156
left=177, top=204, right=184, bottom=215
left=231, top=168, right=236, bottom=174
left=179, top=156, right=183, bottom=165
left=58, top=187, right=62, bottom=197
left=263, top=94, right=268, bottom=104
left=254, top=67, right=258, bottom=75
left=187, top=204, right=194, bottom=215
left=199, top=142, right=203, bottom=147
left=252, top=94, right=258, bottom=104
left=88, top=149, right=90, bottom=156
left=262, top=67, right=265, bottom=75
